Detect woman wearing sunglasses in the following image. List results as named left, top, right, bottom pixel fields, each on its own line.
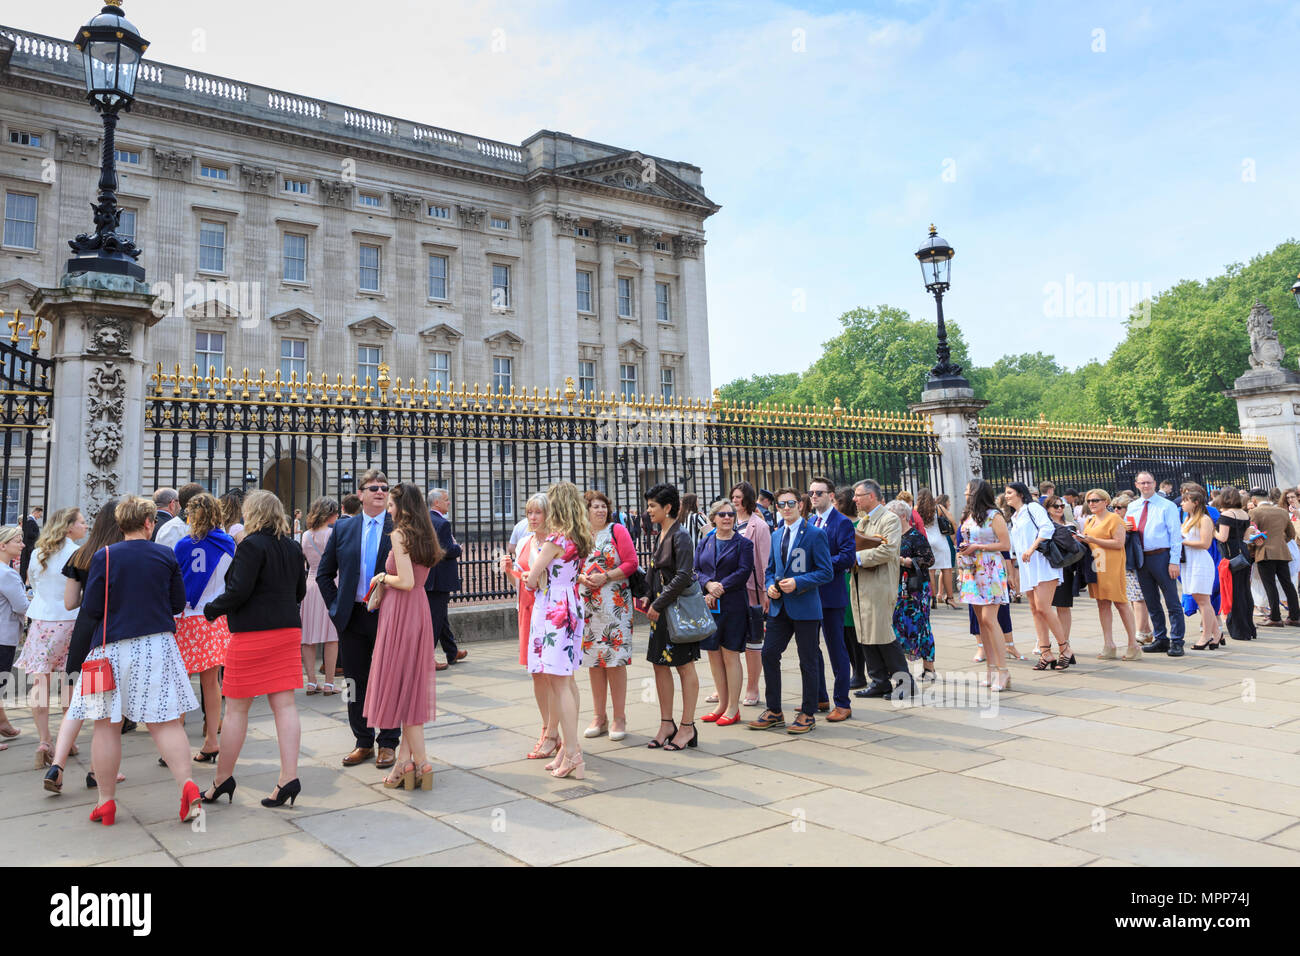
left=1077, top=489, right=1140, bottom=659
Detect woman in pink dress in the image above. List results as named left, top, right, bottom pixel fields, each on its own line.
left=524, top=482, right=593, bottom=780
left=299, top=497, right=340, bottom=696
left=499, top=493, right=555, bottom=759
left=363, top=483, right=443, bottom=790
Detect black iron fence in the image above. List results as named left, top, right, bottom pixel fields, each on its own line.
left=144, top=366, right=943, bottom=603
left=0, top=310, right=52, bottom=524
left=980, top=416, right=1277, bottom=494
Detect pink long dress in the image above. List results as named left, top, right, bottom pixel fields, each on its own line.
left=363, top=553, right=435, bottom=727
left=299, top=526, right=335, bottom=646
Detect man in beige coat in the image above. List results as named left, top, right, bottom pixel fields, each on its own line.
left=848, top=479, right=913, bottom=698
left=1249, top=489, right=1300, bottom=627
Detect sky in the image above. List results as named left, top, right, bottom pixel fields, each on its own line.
left=18, top=1, right=1300, bottom=390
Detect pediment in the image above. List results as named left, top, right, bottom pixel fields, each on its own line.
left=553, top=150, right=716, bottom=208
left=418, top=321, right=464, bottom=343
left=484, top=328, right=525, bottom=350
left=268, top=308, right=322, bottom=332
left=0, top=278, right=39, bottom=308
left=619, top=337, right=648, bottom=354
left=184, top=298, right=243, bottom=322
left=348, top=314, right=396, bottom=338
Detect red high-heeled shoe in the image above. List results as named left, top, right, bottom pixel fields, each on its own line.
left=700, top=711, right=724, bottom=723
left=179, top=780, right=202, bottom=823
left=89, top=800, right=116, bottom=826
left=715, top=713, right=742, bottom=726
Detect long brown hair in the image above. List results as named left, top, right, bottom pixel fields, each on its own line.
left=389, top=483, right=440, bottom=567
left=71, top=499, right=124, bottom=572
left=33, top=506, right=81, bottom=571
left=915, top=487, right=937, bottom=526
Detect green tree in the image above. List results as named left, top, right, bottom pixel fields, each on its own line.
left=715, top=371, right=800, bottom=405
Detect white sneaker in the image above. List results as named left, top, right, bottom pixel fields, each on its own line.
left=583, top=720, right=608, bottom=739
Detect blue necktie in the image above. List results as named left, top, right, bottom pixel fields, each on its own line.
left=359, top=517, right=379, bottom=602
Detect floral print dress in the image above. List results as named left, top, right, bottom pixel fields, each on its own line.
left=580, top=525, right=633, bottom=667
left=959, top=510, right=1009, bottom=605
left=528, top=533, right=584, bottom=676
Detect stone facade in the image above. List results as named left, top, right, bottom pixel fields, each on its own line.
left=0, top=24, right=719, bottom=408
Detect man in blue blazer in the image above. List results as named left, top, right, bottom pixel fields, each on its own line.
left=316, top=469, right=400, bottom=768
left=807, top=477, right=857, bottom=720
left=749, top=487, right=833, bottom=736
left=426, top=488, right=465, bottom=669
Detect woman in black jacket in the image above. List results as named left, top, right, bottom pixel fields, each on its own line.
left=641, top=483, right=700, bottom=750
left=201, top=491, right=308, bottom=809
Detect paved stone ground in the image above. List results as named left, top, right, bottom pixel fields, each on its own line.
left=4, top=600, right=1300, bottom=866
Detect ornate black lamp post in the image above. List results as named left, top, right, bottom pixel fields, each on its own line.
left=67, top=3, right=149, bottom=281
left=341, top=471, right=353, bottom=496
left=915, top=224, right=968, bottom=389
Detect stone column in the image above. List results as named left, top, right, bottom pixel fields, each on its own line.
left=637, top=228, right=661, bottom=400
left=456, top=204, right=487, bottom=385
left=594, top=219, right=621, bottom=394
left=1226, top=301, right=1300, bottom=487
left=907, top=385, right=989, bottom=499
left=674, top=235, right=710, bottom=399
left=31, top=274, right=164, bottom=517
left=552, top=215, right=580, bottom=388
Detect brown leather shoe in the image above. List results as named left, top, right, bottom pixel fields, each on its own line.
left=817, top=701, right=830, bottom=713
left=455, top=650, right=468, bottom=661
left=376, top=747, right=397, bottom=769
left=435, top=661, right=450, bottom=671
left=826, top=706, right=852, bottom=722
left=342, top=747, right=374, bottom=767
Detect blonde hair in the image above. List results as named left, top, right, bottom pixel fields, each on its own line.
left=186, top=493, right=224, bottom=541
left=708, top=499, right=734, bottom=523
left=34, top=506, right=81, bottom=570
left=1086, top=488, right=1111, bottom=506
left=525, top=493, right=548, bottom=516
left=545, top=481, right=593, bottom=558
left=0, top=525, right=20, bottom=547
left=895, top=490, right=914, bottom=505
left=241, top=490, right=291, bottom=537
left=116, top=496, right=156, bottom=533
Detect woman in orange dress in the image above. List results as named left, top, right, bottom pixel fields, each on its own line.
left=1078, top=488, right=1139, bottom=660
left=500, top=493, right=554, bottom=758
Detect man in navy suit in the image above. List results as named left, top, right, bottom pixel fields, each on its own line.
left=426, top=488, right=465, bottom=670
left=316, top=469, right=400, bottom=768
left=807, top=477, right=856, bottom=721
left=748, top=487, right=833, bottom=736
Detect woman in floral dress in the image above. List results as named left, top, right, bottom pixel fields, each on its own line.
left=500, top=493, right=557, bottom=759
left=957, top=479, right=1012, bottom=691
left=525, top=482, right=593, bottom=780
left=578, top=490, right=636, bottom=742
left=886, top=500, right=936, bottom=680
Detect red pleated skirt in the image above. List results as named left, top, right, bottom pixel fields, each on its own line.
left=222, top=627, right=303, bottom=699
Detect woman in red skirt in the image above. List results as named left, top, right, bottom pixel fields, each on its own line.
left=363, top=483, right=442, bottom=790
left=172, top=493, right=235, bottom=762
left=200, top=491, right=307, bottom=808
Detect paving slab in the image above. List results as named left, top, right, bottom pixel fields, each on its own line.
left=765, top=787, right=951, bottom=843
left=441, top=797, right=633, bottom=865
left=963, top=757, right=1150, bottom=805
left=980, top=737, right=1181, bottom=783
left=296, top=802, right=475, bottom=866
left=686, top=821, right=942, bottom=867
left=674, top=762, right=828, bottom=806
left=1010, top=715, right=1187, bottom=755
left=1143, top=737, right=1300, bottom=787
left=1110, top=789, right=1295, bottom=841
left=1058, top=813, right=1300, bottom=866
left=886, top=818, right=1098, bottom=867
left=559, top=843, right=699, bottom=867
left=179, top=831, right=350, bottom=866
left=731, top=739, right=934, bottom=791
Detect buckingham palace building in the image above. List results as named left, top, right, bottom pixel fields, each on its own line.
left=0, top=22, right=719, bottom=504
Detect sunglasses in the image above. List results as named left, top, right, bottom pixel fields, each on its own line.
left=1048, top=503, right=1064, bottom=509
left=363, top=484, right=389, bottom=493
left=716, top=512, right=736, bottom=518
left=807, top=489, right=828, bottom=497
left=777, top=500, right=799, bottom=509
left=1085, top=497, right=1104, bottom=503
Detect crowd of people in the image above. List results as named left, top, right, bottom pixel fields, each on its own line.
left=0, top=465, right=1292, bottom=828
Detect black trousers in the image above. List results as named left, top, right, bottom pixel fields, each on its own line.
left=864, top=640, right=915, bottom=696
left=761, top=610, right=821, bottom=718
left=1226, top=563, right=1256, bottom=640
left=427, top=590, right=459, bottom=659
left=1257, top=559, right=1299, bottom=623
left=337, top=602, right=400, bottom=750
left=844, top=624, right=866, bottom=681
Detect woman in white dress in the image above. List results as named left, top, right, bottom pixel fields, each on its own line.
left=1004, top=482, right=1071, bottom=670
left=917, top=488, right=955, bottom=608
left=1181, top=487, right=1222, bottom=649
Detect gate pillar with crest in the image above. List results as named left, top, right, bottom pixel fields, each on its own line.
left=31, top=274, right=164, bottom=518
left=909, top=384, right=988, bottom=501
left=1226, top=300, right=1300, bottom=488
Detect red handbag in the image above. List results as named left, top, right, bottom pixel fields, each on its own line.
left=79, top=545, right=115, bottom=697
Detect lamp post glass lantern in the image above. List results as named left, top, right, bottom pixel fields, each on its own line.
left=915, top=224, right=967, bottom=388
left=66, top=3, right=150, bottom=282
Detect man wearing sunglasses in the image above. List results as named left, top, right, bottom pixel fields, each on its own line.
left=748, top=487, right=833, bottom=735
left=807, top=476, right=857, bottom=721
left=316, top=469, right=401, bottom=768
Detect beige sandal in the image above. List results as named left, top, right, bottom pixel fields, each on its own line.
left=1096, top=647, right=1118, bottom=660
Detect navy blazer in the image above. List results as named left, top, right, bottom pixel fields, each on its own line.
left=426, top=509, right=462, bottom=593
left=695, top=531, right=755, bottom=612
left=809, top=508, right=855, bottom=610
left=315, top=509, right=393, bottom=633
left=765, top=519, right=833, bottom=621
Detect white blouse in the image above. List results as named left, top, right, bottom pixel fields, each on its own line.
left=26, top=537, right=79, bottom=622
left=1009, top=502, right=1053, bottom=559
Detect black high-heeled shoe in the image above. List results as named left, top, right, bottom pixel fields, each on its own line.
left=86, top=771, right=97, bottom=789
left=647, top=718, right=677, bottom=749
left=261, top=778, right=301, bottom=808
left=203, top=776, right=237, bottom=804
left=664, top=722, right=698, bottom=751
left=43, top=764, right=63, bottom=794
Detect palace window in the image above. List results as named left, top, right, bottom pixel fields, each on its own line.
left=3, top=193, right=36, bottom=249
left=617, top=277, right=633, bottom=317
left=280, top=338, right=306, bottom=381
left=357, top=345, right=382, bottom=386
left=115, top=148, right=140, bottom=165
left=429, top=350, right=451, bottom=390
left=661, top=367, right=675, bottom=401
left=616, top=234, right=631, bottom=244
left=656, top=282, right=671, bottom=323
left=576, top=270, right=593, bottom=313
left=489, top=215, right=510, bottom=230
left=620, top=363, right=638, bottom=399
left=493, top=478, right=515, bottom=519
left=428, top=204, right=450, bottom=219
left=578, top=360, right=595, bottom=398
left=117, top=209, right=137, bottom=245
left=283, top=178, right=310, bottom=195
left=491, top=264, right=511, bottom=309
left=359, top=193, right=382, bottom=208
left=8, top=130, right=41, bottom=148
left=195, top=331, right=225, bottom=377
left=574, top=226, right=591, bottom=238
left=199, top=163, right=229, bottom=181
left=359, top=243, right=381, bottom=291
left=492, top=356, right=512, bottom=393
left=198, top=220, right=226, bottom=273
left=428, top=254, right=448, bottom=300
left=283, top=233, right=307, bottom=283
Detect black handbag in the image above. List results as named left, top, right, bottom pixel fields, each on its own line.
left=937, top=513, right=955, bottom=537
left=627, top=567, right=649, bottom=598
left=746, top=538, right=766, bottom=645
left=1032, top=508, right=1083, bottom=569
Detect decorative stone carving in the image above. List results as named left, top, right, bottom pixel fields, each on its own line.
left=238, top=164, right=276, bottom=192
left=317, top=178, right=354, bottom=206
left=456, top=205, right=487, bottom=229
left=84, top=349, right=126, bottom=519
left=636, top=227, right=661, bottom=252
left=55, top=130, right=101, bottom=165
left=1248, top=300, right=1286, bottom=371
left=965, top=412, right=983, bottom=477
left=518, top=217, right=533, bottom=240
left=553, top=212, right=581, bottom=236
left=152, top=150, right=193, bottom=180
left=84, top=471, right=119, bottom=521
left=672, top=235, right=703, bottom=259
left=389, top=191, right=421, bottom=218
left=594, top=219, right=621, bottom=243
left=84, top=315, right=132, bottom=357
left=1246, top=403, right=1283, bottom=418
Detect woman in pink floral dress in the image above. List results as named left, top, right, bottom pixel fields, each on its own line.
left=524, top=482, right=593, bottom=780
